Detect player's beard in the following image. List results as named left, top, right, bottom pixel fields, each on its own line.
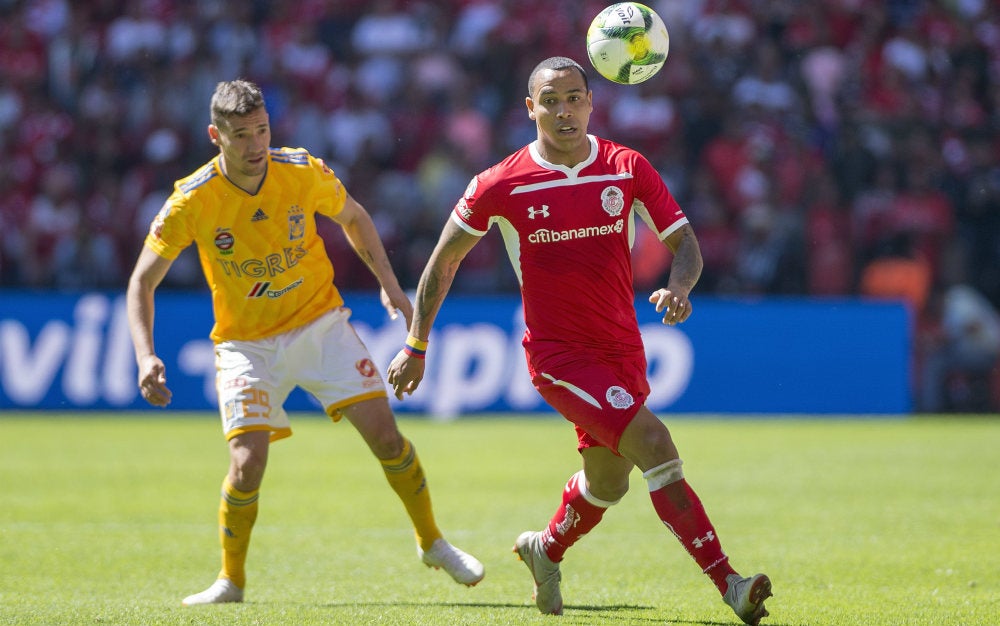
left=239, top=154, right=267, bottom=178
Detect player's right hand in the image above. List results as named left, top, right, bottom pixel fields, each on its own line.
left=386, top=349, right=425, bottom=400
left=137, top=354, right=172, bottom=407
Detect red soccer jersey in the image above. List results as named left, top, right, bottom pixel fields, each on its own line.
left=452, top=135, right=689, bottom=354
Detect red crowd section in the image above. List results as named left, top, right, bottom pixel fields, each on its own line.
left=1, top=0, right=998, bottom=411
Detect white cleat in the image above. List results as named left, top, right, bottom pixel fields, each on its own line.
left=419, top=538, right=485, bottom=586
left=513, top=531, right=563, bottom=615
left=181, top=578, right=244, bottom=606
left=723, top=573, right=772, bottom=625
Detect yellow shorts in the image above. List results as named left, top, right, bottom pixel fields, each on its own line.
left=214, top=307, right=388, bottom=441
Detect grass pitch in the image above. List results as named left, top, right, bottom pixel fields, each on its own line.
left=0, top=412, right=997, bottom=625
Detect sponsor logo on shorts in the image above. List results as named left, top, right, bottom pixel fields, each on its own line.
left=528, top=218, right=624, bottom=244
left=601, top=186, right=625, bottom=217
left=356, top=358, right=378, bottom=377
left=356, top=358, right=383, bottom=387
left=606, top=385, right=634, bottom=409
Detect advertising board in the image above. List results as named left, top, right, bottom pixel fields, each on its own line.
left=0, top=292, right=911, bottom=415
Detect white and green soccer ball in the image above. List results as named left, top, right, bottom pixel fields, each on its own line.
left=586, top=2, right=670, bottom=85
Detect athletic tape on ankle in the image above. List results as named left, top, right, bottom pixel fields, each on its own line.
left=642, top=459, right=685, bottom=492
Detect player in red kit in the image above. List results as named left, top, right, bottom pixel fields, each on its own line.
left=387, top=57, right=772, bottom=625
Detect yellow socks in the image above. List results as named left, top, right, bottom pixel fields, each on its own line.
left=213, top=439, right=437, bottom=589
left=218, top=477, right=259, bottom=589
left=380, top=438, right=442, bottom=551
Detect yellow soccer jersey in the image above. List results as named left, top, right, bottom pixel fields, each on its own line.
left=145, top=147, right=347, bottom=342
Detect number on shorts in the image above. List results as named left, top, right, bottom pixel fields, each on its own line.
left=240, top=388, right=271, bottom=419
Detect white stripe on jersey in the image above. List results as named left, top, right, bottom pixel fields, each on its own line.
left=494, top=217, right=522, bottom=286
left=510, top=172, right=634, bottom=195
left=633, top=199, right=690, bottom=240
left=451, top=212, right=487, bottom=237
left=450, top=213, right=527, bottom=287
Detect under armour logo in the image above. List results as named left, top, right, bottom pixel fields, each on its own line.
left=527, top=205, right=550, bottom=219
left=691, top=531, right=716, bottom=548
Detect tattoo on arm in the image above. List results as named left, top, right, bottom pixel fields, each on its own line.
left=356, top=248, right=375, bottom=270
left=668, top=227, right=703, bottom=292
left=412, top=223, right=473, bottom=337
left=413, top=265, right=454, bottom=336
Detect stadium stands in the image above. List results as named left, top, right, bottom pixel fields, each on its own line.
left=1, top=0, right=997, bottom=410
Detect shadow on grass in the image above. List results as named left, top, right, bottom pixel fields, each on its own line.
left=316, top=600, right=653, bottom=610
left=311, top=600, right=744, bottom=624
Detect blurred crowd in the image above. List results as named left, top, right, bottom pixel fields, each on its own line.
left=1, top=0, right=999, bottom=411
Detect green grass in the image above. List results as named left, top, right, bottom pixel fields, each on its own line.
left=1, top=413, right=998, bottom=625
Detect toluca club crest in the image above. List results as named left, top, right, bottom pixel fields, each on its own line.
left=606, top=385, right=634, bottom=409
left=601, top=186, right=625, bottom=217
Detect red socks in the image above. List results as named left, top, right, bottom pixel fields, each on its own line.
left=644, top=460, right=736, bottom=593
left=540, top=470, right=617, bottom=562
left=538, top=461, right=738, bottom=596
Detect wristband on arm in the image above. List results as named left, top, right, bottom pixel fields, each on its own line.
left=403, top=335, right=428, bottom=359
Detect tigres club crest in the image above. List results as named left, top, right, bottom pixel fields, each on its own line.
left=601, top=186, right=625, bottom=217
left=606, top=385, right=634, bottom=409
left=287, top=205, right=305, bottom=241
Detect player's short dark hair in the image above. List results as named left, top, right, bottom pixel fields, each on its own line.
left=210, top=79, right=265, bottom=129
left=527, top=57, right=589, bottom=97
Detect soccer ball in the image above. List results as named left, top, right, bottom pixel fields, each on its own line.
left=586, top=2, right=670, bottom=85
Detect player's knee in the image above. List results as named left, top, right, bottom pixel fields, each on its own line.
left=227, top=433, right=269, bottom=489
left=622, top=413, right=678, bottom=466
left=342, top=398, right=406, bottom=459
left=592, top=478, right=629, bottom=501
left=584, top=470, right=630, bottom=501
left=228, top=455, right=266, bottom=490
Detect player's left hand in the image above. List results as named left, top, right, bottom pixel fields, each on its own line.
left=386, top=350, right=425, bottom=400
left=649, top=288, right=693, bottom=326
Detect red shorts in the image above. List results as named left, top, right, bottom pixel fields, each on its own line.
left=527, top=346, right=649, bottom=454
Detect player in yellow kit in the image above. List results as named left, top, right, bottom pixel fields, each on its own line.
left=126, top=79, right=483, bottom=606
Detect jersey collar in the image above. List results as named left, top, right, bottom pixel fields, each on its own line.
left=528, top=135, right=598, bottom=175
